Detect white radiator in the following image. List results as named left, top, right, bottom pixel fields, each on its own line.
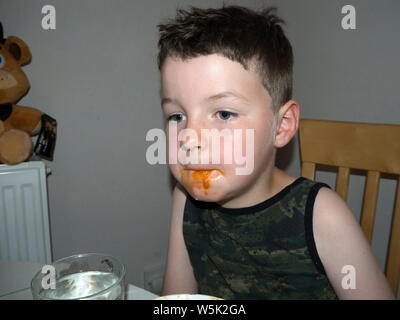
left=0, top=161, right=52, bottom=264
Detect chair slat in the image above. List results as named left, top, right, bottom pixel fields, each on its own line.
left=360, top=171, right=381, bottom=243
left=336, top=167, right=350, bottom=201
left=301, top=162, right=316, bottom=180
left=385, top=176, right=400, bottom=297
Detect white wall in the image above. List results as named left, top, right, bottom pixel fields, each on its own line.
left=1, top=0, right=399, bottom=297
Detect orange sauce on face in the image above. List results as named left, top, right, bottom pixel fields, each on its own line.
left=180, top=169, right=224, bottom=195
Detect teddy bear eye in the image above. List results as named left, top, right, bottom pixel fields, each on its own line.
left=0, top=54, right=4, bottom=68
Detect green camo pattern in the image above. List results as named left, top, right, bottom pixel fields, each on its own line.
left=182, top=178, right=338, bottom=300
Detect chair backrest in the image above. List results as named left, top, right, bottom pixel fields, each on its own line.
left=299, top=119, right=400, bottom=296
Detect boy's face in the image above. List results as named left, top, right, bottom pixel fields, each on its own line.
left=161, top=54, right=278, bottom=207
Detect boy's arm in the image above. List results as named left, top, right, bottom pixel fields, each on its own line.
left=313, top=187, right=395, bottom=299
left=161, top=183, right=198, bottom=296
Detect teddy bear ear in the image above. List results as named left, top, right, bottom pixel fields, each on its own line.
left=0, top=22, right=32, bottom=66
left=4, top=36, right=32, bottom=66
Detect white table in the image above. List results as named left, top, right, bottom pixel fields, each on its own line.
left=0, top=260, right=158, bottom=300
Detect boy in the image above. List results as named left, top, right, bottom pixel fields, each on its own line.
left=157, top=6, right=394, bottom=299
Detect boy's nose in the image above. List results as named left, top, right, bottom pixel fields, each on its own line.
left=180, top=131, right=202, bottom=152
left=180, top=118, right=208, bottom=152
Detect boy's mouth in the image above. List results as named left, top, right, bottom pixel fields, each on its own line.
left=180, top=168, right=225, bottom=195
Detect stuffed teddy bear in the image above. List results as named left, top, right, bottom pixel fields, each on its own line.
left=0, top=22, right=56, bottom=165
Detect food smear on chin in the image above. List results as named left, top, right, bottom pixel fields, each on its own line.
left=180, top=169, right=225, bottom=195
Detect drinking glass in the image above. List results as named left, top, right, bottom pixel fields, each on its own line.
left=31, top=253, right=126, bottom=300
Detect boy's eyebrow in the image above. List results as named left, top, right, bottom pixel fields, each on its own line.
left=205, top=91, right=250, bottom=103
left=161, top=97, right=174, bottom=107
left=161, top=97, right=185, bottom=110
left=161, top=91, right=249, bottom=108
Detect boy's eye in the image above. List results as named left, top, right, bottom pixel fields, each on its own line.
left=216, top=110, right=236, bottom=121
left=167, top=113, right=186, bottom=123
left=0, top=54, right=4, bottom=68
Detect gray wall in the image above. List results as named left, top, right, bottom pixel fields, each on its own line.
left=1, top=0, right=399, bottom=297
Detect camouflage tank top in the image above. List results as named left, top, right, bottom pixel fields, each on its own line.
left=182, top=177, right=338, bottom=299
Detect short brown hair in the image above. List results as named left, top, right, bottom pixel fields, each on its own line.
left=157, top=5, right=293, bottom=111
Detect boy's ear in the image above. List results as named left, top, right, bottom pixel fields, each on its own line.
left=274, top=100, right=300, bottom=148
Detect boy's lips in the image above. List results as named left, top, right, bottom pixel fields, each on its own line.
left=182, top=164, right=222, bottom=171
left=181, top=167, right=225, bottom=178
left=180, top=168, right=225, bottom=195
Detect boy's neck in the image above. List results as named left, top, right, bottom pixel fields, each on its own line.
left=270, top=167, right=297, bottom=197
left=218, top=167, right=296, bottom=209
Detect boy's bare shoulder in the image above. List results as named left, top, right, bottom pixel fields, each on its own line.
left=313, top=186, right=346, bottom=216
left=311, top=186, right=360, bottom=274
left=312, top=186, right=395, bottom=299
left=311, top=186, right=368, bottom=261
left=312, top=186, right=357, bottom=243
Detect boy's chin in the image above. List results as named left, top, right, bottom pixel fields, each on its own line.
left=186, top=187, right=226, bottom=203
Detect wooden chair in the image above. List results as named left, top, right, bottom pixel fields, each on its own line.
left=299, top=119, right=400, bottom=296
